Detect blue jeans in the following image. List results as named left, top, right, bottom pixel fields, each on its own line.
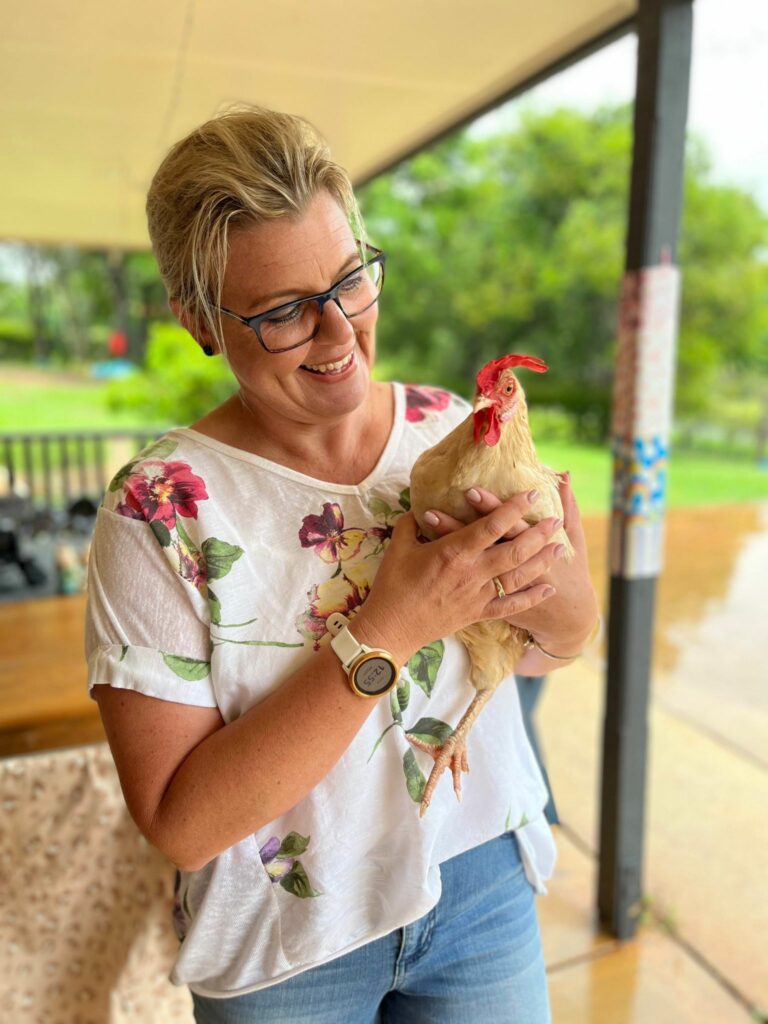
left=191, top=831, right=551, bottom=1024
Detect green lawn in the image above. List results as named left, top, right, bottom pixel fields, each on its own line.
left=1, top=365, right=765, bottom=512
left=0, top=367, right=152, bottom=433
left=536, top=440, right=767, bottom=513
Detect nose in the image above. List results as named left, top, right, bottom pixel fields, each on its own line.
left=315, top=295, right=354, bottom=342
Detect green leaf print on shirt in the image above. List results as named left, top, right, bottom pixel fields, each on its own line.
left=405, top=717, right=454, bottom=746
left=207, top=587, right=222, bottom=626
left=367, top=640, right=457, bottom=807
left=161, top=653, right=211, bottom=680
left=202, top=537, right=244, bottom=580
left=407, top=640, right=444, bottom=698
left=403, top=748, right=426, bottom=803
left=259, top=832, right=322, bottom=898
left=505, top=806, right=531, bottom=831
left=150, top=521, right=172, bottom=547
left=394, top=676, right=410, bottom=715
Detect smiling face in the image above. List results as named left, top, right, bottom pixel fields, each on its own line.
left=214, top=190, right=379, bottom=434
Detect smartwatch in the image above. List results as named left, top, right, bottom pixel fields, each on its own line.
left=326, top=612, right=400, bottom=698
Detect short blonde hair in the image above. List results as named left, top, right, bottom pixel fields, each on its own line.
left=146, top=106, right=365, bottom=350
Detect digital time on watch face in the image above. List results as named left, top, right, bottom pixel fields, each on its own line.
left=354, top=655, right=397, bottom=696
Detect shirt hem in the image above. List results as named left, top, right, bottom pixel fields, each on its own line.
left=176, top=812, right=556, bottom=999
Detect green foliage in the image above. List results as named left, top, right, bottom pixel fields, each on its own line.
left=360, top=104, right=768, bottom=445
left=3, top=103, right=766, bottom=455
left=106, top=323, right=237, bottom=424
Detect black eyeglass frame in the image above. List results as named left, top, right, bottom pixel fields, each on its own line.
left=217, top=243, right=386, bottom=353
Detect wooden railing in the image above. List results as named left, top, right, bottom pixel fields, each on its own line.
left=0, top=430, right=164, bottom=516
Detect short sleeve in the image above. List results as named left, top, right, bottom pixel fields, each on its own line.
left=85, top=506, right=218, bottom=708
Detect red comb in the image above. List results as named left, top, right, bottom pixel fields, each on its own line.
left=476, top=353, right=549, bottom=391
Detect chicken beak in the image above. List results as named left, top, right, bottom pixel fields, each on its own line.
left=473, top=393, right=493, bottom=413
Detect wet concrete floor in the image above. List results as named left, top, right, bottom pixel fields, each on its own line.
left=581, top=501, right=768, bottom=767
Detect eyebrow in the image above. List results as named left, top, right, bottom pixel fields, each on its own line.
left=247, top=251, right=362, bottom=312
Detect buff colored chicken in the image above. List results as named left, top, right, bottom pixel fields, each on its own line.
left=408, top=353, right=575, bottom=815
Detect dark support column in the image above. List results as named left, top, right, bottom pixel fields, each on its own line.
left=598, top=0, right=694, bottom=939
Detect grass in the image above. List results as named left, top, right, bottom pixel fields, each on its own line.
left=536, top=440, right=767, bottom=514
left=1, top=364, right=765, bottom=512
left=0, top=366, right=153, bottom=433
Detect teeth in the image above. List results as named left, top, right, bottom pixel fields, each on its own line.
left=303, top=351, right=353, bottom=374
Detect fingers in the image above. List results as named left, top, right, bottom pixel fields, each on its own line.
left=466, top=487, right=531, bottom=540
left=424, top=487, right=531, bottom=541
left=487, top=515, right=562, bottom=569
left=485, top=528, right=565, bottom=593
left=557, top=472, right=588, bottom=559
left=435, top=489, right=540, bottom=557
left=492, top=581, right=556, bottom=616
left=391, top=510, right=422, bottom=544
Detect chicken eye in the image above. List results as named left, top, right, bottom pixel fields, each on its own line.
left=504, top=383, right=514, bottom=394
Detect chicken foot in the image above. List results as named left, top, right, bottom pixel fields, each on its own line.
left=407, top=688, right=494, bottom=817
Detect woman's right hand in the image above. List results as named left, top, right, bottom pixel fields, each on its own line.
left=352, top=490, right=563, bottom=664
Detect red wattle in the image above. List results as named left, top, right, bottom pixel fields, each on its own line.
left=473, top=408, right=501, bottom=446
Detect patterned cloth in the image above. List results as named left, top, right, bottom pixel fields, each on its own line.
left=0, top=744, right=192, bottom=1023
left=85, top=381, right=557, bottom=998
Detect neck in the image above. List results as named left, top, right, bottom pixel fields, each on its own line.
left=227, top=383, right=392, bottom=483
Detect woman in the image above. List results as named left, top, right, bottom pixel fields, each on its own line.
left=86, top=106, right=599, bottom=1023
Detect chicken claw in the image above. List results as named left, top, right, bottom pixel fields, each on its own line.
left=407, top=735, right=469, bottom=815
left=407, top=689, right=494, bottom=817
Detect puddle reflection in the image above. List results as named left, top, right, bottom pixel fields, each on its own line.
left=582, top=502, right=768, bottom=766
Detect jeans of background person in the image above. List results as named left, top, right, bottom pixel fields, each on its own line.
left=191, top=830, right=552, bottom=1024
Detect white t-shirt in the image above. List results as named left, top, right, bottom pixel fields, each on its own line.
left=85, top=380, right=557, bottom=998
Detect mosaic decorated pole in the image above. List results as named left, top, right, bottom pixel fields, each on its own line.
left=598, top=0, right=693, bottom=940
left=611, top=259, right=681, bottom=578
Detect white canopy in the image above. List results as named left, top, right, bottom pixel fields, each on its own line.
left=2, top=0, right=635, bottom=248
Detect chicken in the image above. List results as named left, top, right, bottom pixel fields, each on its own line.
left=408, top=353, right=575, bottom=815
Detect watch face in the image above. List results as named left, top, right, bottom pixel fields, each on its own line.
left=354, top=656, right=397, bottom=696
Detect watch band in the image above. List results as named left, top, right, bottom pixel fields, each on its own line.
left=326, top=613, right=399, bottom=698
left=327, top=614, right=368, bottom=668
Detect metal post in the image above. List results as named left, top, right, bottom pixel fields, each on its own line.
left=598, top=0, right=693, bottom=939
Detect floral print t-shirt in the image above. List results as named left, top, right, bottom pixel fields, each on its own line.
left=85, top=380, right=557, bottom=998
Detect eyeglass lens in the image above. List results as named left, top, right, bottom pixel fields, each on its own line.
left=260, top=261, right=382, bottom=351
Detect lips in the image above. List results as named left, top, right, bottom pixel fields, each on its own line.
left=300, top=350, right=356, bottom=377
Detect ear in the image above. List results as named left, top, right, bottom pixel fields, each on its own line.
left=169, top=298, right=219, bottom=356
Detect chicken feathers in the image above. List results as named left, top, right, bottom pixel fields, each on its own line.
left=407, top=353, right=575, bottom=814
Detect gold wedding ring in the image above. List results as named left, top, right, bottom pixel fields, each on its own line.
left=492, top=575, right=506, bottom=599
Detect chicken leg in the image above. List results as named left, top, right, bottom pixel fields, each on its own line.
left=407, top=688, right=494, bottom=817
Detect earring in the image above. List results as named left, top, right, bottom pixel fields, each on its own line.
left=202, top=344, right=213, bottom=357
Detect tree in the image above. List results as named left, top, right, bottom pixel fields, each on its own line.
left=359, top=105, right=768, bottom=445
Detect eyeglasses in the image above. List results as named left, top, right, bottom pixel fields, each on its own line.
left=218, top=243, right=385, bottom=353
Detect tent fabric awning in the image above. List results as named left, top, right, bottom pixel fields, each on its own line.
left=2, top=0, right=636, bottom=249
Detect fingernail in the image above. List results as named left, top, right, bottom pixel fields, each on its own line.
left=466, top=488, right=481, bottom=504
left=553, top=517, right=563, bottom=531
left=528, top=489, right=540, bottom=504
left=554, top=544, right=565, bottom=558
left=424, top=511, right=439, bottom=526
left=562, top=471, right=571, bottom=484
left=543, top=586, right=556, bottom=597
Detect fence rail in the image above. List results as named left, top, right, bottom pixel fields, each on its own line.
left=0, top=430, right=164, bottom=517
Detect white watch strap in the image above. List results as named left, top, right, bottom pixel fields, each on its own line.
left=326, top=612, right=368, bottom=669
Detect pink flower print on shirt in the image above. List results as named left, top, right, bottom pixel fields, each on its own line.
left=404, top=384, right=451, bottom=422
left=116, top=459, right=208, bottom=529
left=299, top=502, right=366, bottom=564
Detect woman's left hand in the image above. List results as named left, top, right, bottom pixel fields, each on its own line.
left=423, top=472, right=599, bottom=650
